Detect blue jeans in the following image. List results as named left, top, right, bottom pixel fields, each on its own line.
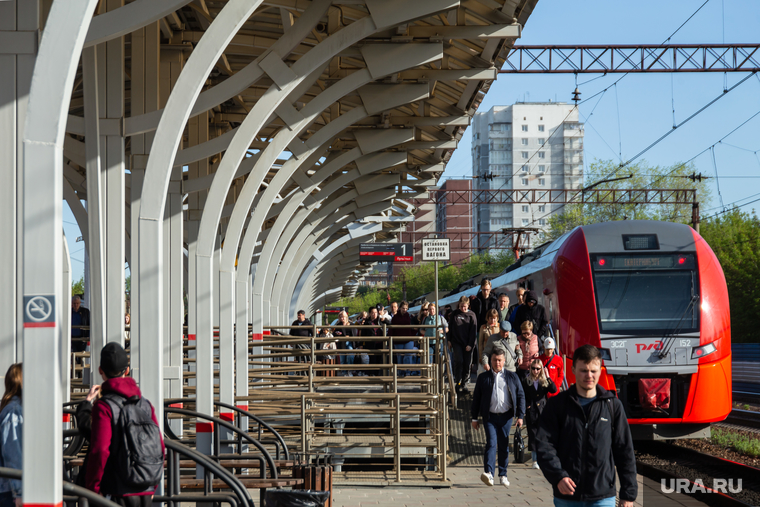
left=484, top=412, right=512, bottom=477
left=553, top=497, right=616, bottom=507
left=401, top=341, right=417, bottom=367
left=340, top=343, right=354, bottom=365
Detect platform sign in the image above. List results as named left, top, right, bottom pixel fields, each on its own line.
left=359, top=243, right=413, bottom=262
left=421, top=238, right=450, bottom=261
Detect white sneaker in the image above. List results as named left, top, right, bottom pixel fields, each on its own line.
left=500, top=476, right=510, bottom=487
left=533, top=462, right=540, bottom=469
left=480, top=472, right=494, bottom=487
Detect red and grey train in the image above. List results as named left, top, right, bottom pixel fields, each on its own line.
left=430, top=220, right=732, bottom=439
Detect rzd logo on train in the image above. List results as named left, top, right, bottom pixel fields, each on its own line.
left=635, top=340, right=663, bottom=353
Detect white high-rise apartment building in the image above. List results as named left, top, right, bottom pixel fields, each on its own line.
left=471, top=102, right=584, bottom=251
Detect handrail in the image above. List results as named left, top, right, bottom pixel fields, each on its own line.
left=163, top=439, right=255, bottom=507
left=0, top=466, right=121, bottom=507
left=164, top=398, right=289, bottom=461
left=442, top=337, right=458, bottom=406
left=163, top=407, right=278, bottom=480
left=214, top=400, right=290, bottom=461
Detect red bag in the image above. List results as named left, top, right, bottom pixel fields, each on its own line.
left=638, top=378, right=670, bottom=410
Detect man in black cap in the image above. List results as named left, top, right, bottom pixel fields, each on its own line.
left=85, top=343, right=164, bottom=504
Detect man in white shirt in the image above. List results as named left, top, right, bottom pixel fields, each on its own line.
left=471, top=348, right=525, bottom=488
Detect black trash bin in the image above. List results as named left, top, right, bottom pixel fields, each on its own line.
left=264, top=489, right=330, bottom=507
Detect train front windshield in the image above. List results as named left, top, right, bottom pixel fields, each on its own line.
left=591, top=253, right=699, bottom=334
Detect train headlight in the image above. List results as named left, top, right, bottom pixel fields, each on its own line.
left=691, top=342, right=717, bottom=359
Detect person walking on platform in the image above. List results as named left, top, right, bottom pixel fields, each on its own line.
left=507, top=288, right=525, bottom=325
left=471, top=279, right=499, bottom=329
left=86, top=343, right=165, bottom=506
left=540, top=337, right=564, bottom=398
left=421, top=303, right=448, bottom=368
left=536, top=345, right=637, bottom=507
left=481, top=321, right=521, bottom=373
left=0, top=363, right=22, bottom=507
left=360, top=307, right=383, bottom=375
left=71, top=295, right=90, bottom=353
left=448, top=296, right=477, bottom=394
left=390, top=301, right=416, bottom=376
left=290, top=310, right=313, bottom=365
left=516, top=321, right=540, bottom=380
left=496, top=293, right=510, bottom=323
left=333, top=311, right=356, bottom=376
left=523, top=358, right=557, bottom=469
left=477, top=309, right=500, bottom=375
left=471, top=348, right=525, bottom=488
left=514, top=290, right=549, bottom=340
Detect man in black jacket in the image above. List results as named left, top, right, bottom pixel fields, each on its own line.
left=470, top=279, right=499, bottom=328
left=536, top=345, right=637, bottom=507
left=290, top=310, right=313, bottom=364
left=471, top=348, right=525, bottom=488
left=513, top=290, right=549, bottom=339
left=448, top=296, right=478, bottom=393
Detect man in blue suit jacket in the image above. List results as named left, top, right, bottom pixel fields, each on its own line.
left=471, top=347, right=525, bottom=488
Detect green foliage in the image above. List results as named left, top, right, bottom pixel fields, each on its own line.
left=336, top=251, right=516, bottom=314
left=711, top=427, right=760, bottom=457
left=72, top=276, right=84, bottom=296
left=543, top=160, right=711, bottom=242
left=699, top=208, right=760, bottom=344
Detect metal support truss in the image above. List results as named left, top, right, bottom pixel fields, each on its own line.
left=500, top=44, right=760, bottom=73
left=434, top=188, right=697, bottom=206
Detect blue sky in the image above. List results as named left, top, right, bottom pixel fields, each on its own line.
left=443, top=0, right=760, bottom=215
left=64, top=0, right=760, bottom=282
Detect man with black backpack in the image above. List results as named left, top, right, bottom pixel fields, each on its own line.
left=85, top=343, right=164, bottom=506
left=535, top=345, right=637, bottom=507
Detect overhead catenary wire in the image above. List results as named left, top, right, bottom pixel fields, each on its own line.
left=710, top=146, right=725, bottom=210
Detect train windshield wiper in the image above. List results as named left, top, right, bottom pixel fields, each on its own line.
left=658, top=294, right=699, bottom=359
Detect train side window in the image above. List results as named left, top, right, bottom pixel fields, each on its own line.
left=527, top=280, right=534, bottom=290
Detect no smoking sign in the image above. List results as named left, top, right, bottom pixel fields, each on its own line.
left=24, top=295, right=56, bottom=328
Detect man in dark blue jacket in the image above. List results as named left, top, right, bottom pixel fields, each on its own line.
left=471, top=347, right=525, bottom=488
left=536, top=345, right=637, bottom=507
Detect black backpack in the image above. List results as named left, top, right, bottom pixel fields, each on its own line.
left=102, top=393, right=164, bottom=490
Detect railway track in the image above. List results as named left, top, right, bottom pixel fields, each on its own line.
left=636, top=442, right=760, bottom=507
left=724, top=409, right=760, bottom=430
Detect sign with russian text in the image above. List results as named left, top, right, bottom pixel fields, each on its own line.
left=421, top=238, right=450, bottom=261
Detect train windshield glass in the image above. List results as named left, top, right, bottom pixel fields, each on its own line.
left=591, top=254, right=699, bottom=334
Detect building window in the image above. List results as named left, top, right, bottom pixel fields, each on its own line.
left=521, top=205, right=529, bottom=213
left=539, top=178, right=546, bottom=186
left=522, top=219, right=529, bottom=225
left=538, top=138, right=545, bottom=144
left=521, top=125, right=528, bottom=132
left=538, top=152, right=545, bottom=159
left=521, top=165, right=528, bottom=172
left=521, top=138, right=528, bottom=146
left=521, top=178, right=528, bottom=185
left=539, top=219, right=546, bottom=226
left=538, top=165, right=546, bottom=172
left=521, top=152, right=528, bottom=159
left=538, top=205, right=545, bottom=212
left=538, top=125, right=545, bottom=132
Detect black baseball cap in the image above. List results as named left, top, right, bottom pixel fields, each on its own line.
left=101, top=342, right=129, bottom=377
left=375, top=303, right=384, bottom=311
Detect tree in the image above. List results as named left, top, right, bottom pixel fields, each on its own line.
left=335, top=251, right=516, bottom=313
left=699, top=208, right=760, bottom=343
left=72, top=276, right=84, bottom=296
left=543, top=160, right=711, bottom=242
